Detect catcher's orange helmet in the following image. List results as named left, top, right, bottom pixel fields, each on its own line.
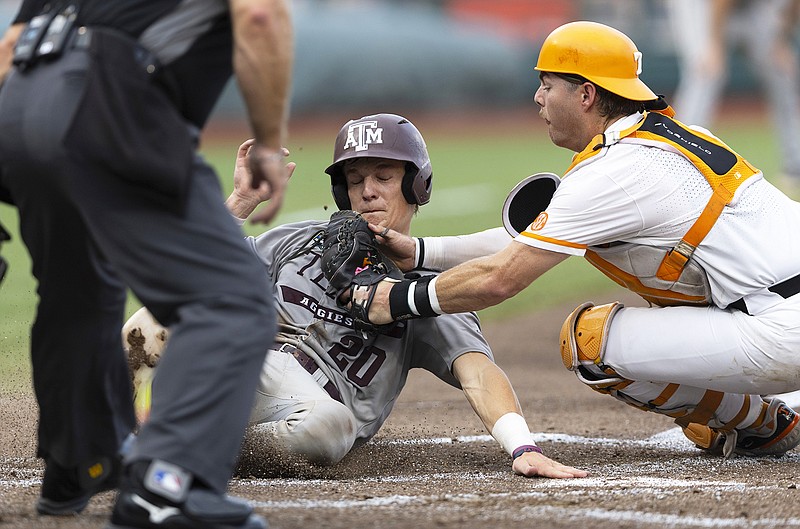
left=535, top=21, right=657, bottom=102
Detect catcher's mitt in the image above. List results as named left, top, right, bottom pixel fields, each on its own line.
left=321, top=210, right=402, bottom=332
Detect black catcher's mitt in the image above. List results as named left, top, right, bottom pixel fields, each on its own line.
left=321, top=210, right=402, bottom=332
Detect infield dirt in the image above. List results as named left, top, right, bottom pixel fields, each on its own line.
left=3, top=292, right=800, bottom=529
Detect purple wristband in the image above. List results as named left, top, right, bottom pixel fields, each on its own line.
left=512, top=445, right=543, bottom=459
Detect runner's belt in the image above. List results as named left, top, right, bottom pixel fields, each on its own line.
left=274, top=343, right=343, bottom=403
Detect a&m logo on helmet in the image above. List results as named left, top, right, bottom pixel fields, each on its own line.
left=343, top=120, right=383, bottom=152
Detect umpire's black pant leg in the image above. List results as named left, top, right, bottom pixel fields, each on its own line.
left=23, top=191, right=135, bottom=466
left=0, top=59, right=137, bottom=467
left=71, top=154, right=275, bottom=493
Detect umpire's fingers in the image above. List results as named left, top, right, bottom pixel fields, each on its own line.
left=249, top=162, right=296, bottom=224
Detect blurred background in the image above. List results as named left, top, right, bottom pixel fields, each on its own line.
left=0, top=0, right=777, bottom=119
left=0, top=0, right=797, bottom=383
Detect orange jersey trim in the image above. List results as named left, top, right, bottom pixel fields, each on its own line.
left=519, top=231, right=587, bottom=250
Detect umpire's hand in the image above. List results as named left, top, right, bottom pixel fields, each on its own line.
left=247, top=142, right=292, bottom=224
left=226, top=140, right=294, bottom=221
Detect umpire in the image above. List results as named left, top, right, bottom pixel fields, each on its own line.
left=0, top=1, right=293, bottom=528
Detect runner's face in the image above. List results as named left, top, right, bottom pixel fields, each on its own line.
left=345, top=157, right=414, bottom=234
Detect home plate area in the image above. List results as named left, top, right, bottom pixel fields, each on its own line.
left=3, top=420, right=800, bottom=528
left=3, top=303, right=800, bottom=529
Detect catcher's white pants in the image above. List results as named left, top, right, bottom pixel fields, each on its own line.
left=247, top=348, right=356, bottom=465
left=606, top=295, right=800, bottom=395
left=595, top=294, right=800, bottom=428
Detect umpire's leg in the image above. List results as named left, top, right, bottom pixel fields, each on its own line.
left=71, top=153, right=274, bottom=493
left=0, top=69, right=136, bottom=468
left=1, top=168, right=136, bottom=466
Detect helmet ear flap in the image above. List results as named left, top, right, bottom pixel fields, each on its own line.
left=401, top=162, right=432, bottom=206
left=330, top=171, right=351, bottom=210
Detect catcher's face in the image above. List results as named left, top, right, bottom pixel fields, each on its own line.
left=534, top=72, right=592, bottom=152
left=344, top=157, right=415, bottom=234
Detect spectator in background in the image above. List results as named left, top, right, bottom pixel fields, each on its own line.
left=666, top=0, right=800, bottom=197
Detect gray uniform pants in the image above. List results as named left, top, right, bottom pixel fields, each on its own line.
left=0, top=29, right=274, bottom=493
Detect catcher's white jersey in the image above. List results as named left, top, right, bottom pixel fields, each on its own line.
left=509, top=112, right=800, bottom=396
left=517, top=113, right=800, bottom=314
left=245, top=220, right=492, bottom=443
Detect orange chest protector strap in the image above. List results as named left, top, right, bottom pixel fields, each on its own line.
left=565, top=112, right=759, bottom=281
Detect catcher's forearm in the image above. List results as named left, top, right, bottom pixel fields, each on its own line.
left=431, top=242, right=567, bottom=314
left=382, top=255, right=522, bottom=322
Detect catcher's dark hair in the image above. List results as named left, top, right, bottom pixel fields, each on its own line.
left=555, top=73, right=646, bottom=118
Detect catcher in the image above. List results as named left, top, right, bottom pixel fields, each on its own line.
left=338, top=23, right=800, bottom=459
left=125, top=113, right=587, bottom=479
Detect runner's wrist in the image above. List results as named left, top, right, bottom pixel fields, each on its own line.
left=491, top=412, right=536, bottom=457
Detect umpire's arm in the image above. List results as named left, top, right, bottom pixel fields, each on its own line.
left=231, top=0, right=292, bottom=150
left=230, top=0, right=294, bottom=223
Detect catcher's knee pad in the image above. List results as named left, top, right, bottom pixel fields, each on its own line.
left=559, top=301, right=626, bottom=390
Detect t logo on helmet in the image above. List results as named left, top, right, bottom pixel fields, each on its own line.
left=633, top=51, right=643, bottom=76
left=343, top=121, right=383, bottom=152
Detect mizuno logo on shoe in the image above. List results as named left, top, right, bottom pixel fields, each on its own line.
left=131, top=494, right=181, bottom=524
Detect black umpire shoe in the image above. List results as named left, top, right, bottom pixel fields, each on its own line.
left=106, top=460, right=267, bottom=529
left=36, top=455, right=121, bottom=515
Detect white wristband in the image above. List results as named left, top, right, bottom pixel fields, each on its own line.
left=230, top=214, right=246, bottom=227
left=428, top=275, right=443, bottom=315
left=491, top=412, right=534, bottom=457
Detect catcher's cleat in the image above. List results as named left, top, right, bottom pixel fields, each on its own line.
left=37, top=456, right=121, bottom=515
left=682, top=398, right=800, bottom=458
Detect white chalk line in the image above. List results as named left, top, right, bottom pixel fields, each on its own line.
left=242, top=427, right=800, bottom=527
left=378, top=426, right=695, bottom=452
left=521, top=506, right=800, bottom=528
left=4, top=427, right=800, bottom=528
left=245, top=481, right=800, bottom=528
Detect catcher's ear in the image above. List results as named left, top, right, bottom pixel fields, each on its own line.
left=502, top=173, right=560, bottom=237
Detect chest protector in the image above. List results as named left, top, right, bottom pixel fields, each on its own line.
left=565, top=112, right=760, bottom=307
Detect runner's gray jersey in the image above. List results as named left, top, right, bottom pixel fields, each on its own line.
left=244, top=219, right=493, bottom=444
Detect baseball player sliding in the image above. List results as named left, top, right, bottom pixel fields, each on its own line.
left=343, top=22, right=800, bottom=458
left=125, top=114, right=587, bottom=479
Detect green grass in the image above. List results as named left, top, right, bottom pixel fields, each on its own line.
left=0, top=114, right=784, bottom=388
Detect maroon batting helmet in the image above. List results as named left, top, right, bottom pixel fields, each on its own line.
left=324, top=113, right=433, bottom=210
